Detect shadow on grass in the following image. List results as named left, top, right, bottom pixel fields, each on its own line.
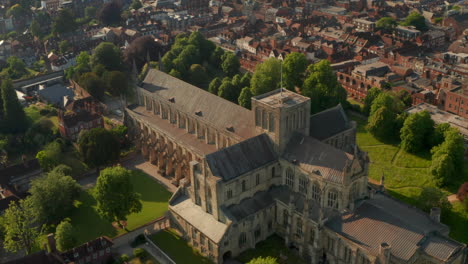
left=129, top=170, right=172, bottom=203
left=442, top=202, right=468, bottom=244
left=70, top=190, right=117, bottom=244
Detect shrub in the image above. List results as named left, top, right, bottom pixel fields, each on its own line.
left=130, top=234, right=146, bottom=247
left=120, top=254, right=129, bottom=261
left=133, top=248, right=148, bottom=259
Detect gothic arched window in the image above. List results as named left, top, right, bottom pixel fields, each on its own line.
left=286, top=168, right=294, bottom=188
left=296, top=218, right=303, bottom=238
left=271, top=166, right=275, bottom=178
left=269, top=112, right=275, bottom=132
left=312, top=183, right=321, bottom=202
left=328, top=190, right=339, bottom=209
left=262, top=110, right=267, bottom=129
left=283, top=209, right=288, bottom=227
left=255, top=108, right=261, bottom=126
left=242, top=180, right=246, bottom=192
left=239, top=233, right=247, bottom=248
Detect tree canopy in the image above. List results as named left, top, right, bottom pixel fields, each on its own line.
left=400, top=111, right=434, bottom=153
left=238, top=86, right=253, bottom=109
left=55, top=219, right=77, bottom=252
left=94, top=166, right=142, bottom=225
left=6, top=56, right=28, bottom=79
left=79, top=72, right=106, bottom=100
left=1, top=79, right=29, bottom=134
left=103, top=71, right=128, bottom=96
left=91, top=42, right=122, bottom=71
left=247, top=256, right=279, bottom=264
left=431, top=127, right=465, bottom=186
left=28, top=166, right=81, bottom=224
left=417, top=187, right=451, bottom=213
left=52, top=9, right=78, bottom=35
left=36, top=140, right=63, bottom=171
left=283, top=52, right=308, bottom=91
left=302, top=60, right=347, bottom=114
left=123, top=36, right=162, bottom=71
left=363, top=87, right=381, bottom=116
left=2, top=199, right=39, bottom=254
left=251, top=58, right=282, bottom=96
left=221, top=52, right=240, bottom=77
left=376, top=17, right=397, bottom=30
left=401, top=11, right=428, bottom=31
left=98, top=0, right=122, bottom=26
left=78, top=128, right=121, bottom=169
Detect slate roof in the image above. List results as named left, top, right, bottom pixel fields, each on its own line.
left=326, top=193, right=464, bottom=261
left=206, top=134, right=277, bottom=182
left=142, top=69, right=255, bottom=140
left=37, top=83, right=74, bottom=106
left=309, top=104, right=350, bottom=140
left=227, top=189, right=275, bottom=222
left=283, top=133, right=353, bottom=184
left=60, top=236, right=113, bottom=262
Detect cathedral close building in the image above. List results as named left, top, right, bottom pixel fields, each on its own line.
left=125, top=69, right=467, bottom=264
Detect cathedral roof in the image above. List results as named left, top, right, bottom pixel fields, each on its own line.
left=206, top=134, right=277, bottom=182
left=283, top=133, right=353, bottom=184
left=326, top=193, right=464, bottom=261
left=309, top=104, right=350, bottom=140
left=141, top=69, right=256, bottom=140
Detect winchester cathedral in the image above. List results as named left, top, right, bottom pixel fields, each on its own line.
left=125, top=69, right=467, bottom=264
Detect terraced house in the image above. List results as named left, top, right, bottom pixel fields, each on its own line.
left=125, top=69, right=467, bottom=264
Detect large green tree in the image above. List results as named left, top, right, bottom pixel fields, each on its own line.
left=401, top=11, right=428, bottom=31
left=238, top=87, right=253, bottom=109
left=3, top=199, right=39, bottom=254
left=376, top=17, right=397, bottom=30
left=188, top=64, right=208, bottom=88
left=431, top=127, right=465, bottom=186
left=366, top=106, right=396, bottom=139
left=218, top=78, right=239, bottom=103
left=400, top=111, right=434, bottom=153
left=98, top=0, right=122, bottom=25
left=77, top=127, right=120, bottom=169
left=103, top=71, right=128, bottom=96
left=7, top=56, right=28, bottom=79
left=1, top=79, right=29, bottom=134
left=283, top=52, right=308, bottom=90
left=55, top=219, right=77, bottom=251
left=30, top=19, right=42, bottom=38
left=52, top=9, right=78, bottom=34
left=363, top=87, right=381, bottom=116
left=94, top=166, right=142, bottom=226
left=221, top=52, right=240, bottom=77
left=209, top=77, right=222, bottom=95
left=417, top=187, right=451, bottom=212
left=91, top=42, right=122, bottom=71
left=302, top=60, right=347, bottom=114
left=251, top=58, right=281, bottom=96
left=28, top=166, right=81, bottom=224
left=79, top=72, right=106, bottom=100
left=36, top=141, right=62, bottom=171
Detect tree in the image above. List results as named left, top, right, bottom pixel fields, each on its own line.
left=6, top=4, right=26, bottom=19
left=55, top=219, right=77, bottom=251
left=188, top=31, right=215, bottom=60
left=302, top=60, right=347, bottom=114
left=123, top=36, right=162, bottom=71
left=1, top=79, right=29, bottom=134
left=431, top=127, right=464, bottom=186
left=91, top=42, right=122, bottom=71
left=94, top=166, right=142, bottom=226
left=79, top=72, right=105, bottom=100
left=6, top=56, right=28, bottom=79
left=221, top=52, right=240, bottom=77
left=400, top=111, right=434, bottom=153
left=209, top=46, right=225, bottom=66
left=169, top=69, right=182, bottom=79
left=431, top=123, right=451, bottom=147
left=36, top=141, right=62, bottom=171
left=30, top=19, right=42, bottom=38
left=363, top=87, right=381, bottom=116
left=103, top=71, right=128, bottom=96
left=251, top=58, right=281, bottom=96
left=376, top=17, right=397, bottom=30
left=209, top=77, right=222, bottom=95
left=369, top=92, right=404, bottom=116
left=85, top=6, right=98, bottom=19
left=417, top=187, right=451, bottom=212
left=396, top=90, right=412, bottom=108
left=283, top=52, right=308, bottom=90
left=130, top=0, right=142, bottom=10
left=218, top=78, right=239, bottom=103
left=28, top=166, right=80, bottom=224
left=238, top=87, right=253, bottom=109
left=3, top=199, right=39, bottom=254
left=52, top=9, right=78, bottom=34
left=59, top=40, right=71, bottom=54
left=431, top=153, right=455, bottom=187
left=77, top=128, right=120, bottom=169
left=188, top=64, right=208, bottom=88
left=247, top=256, right=279, bottom=264
left=366, top=106, right=396, bottom=139
left=98, top=0, right=122, bottom=25
left=401, top=11, right=428, bottom=31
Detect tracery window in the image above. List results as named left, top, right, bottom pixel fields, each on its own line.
left=269, top=113, right=275, bottom=132
left=328, top=190, right=338, bottom=209
left=283, top=209, right=289, bottom=228
left=312, top=183, right=321, bottom=202
left=239, top=233, right=247, bottom=248
left=299, top=177, right=309, bottom=194
left=286, top=168, right=294, bottom=188
left=262, top=110, right=267, bottom=129
left=296, top=218, right=303, bottom=238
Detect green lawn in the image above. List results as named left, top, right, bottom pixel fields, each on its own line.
left=70, top=170, right=172, bottom=244
left=352, top=115, right=468, bottom=243
left=149, top=229, right=212, bottom=264
left=236, top=235, right=305, bottom=264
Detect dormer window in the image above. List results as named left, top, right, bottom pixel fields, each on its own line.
left=195, top=110, right=202, bottom=116
left=168, top=97, right=175, bottom=103
left=226, top=126, right=234, bottom=132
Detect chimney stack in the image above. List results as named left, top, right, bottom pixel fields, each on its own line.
left=430, top=207, right=441, bottom=223
left=379, top=242, right=391, bottom=263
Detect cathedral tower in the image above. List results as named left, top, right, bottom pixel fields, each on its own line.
left=251, top=89, right=311, bottom=153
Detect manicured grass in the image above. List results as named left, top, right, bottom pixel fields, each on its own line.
left=70, top=170, right=171, bottom=244
left=352, top=115, right=468, bottom=243
left=149, top=229, right=212, bottom=264
left=236, top=235, right=305, bottom=264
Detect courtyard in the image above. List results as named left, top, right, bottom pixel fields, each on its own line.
left=352, top=115, right=468, bottom=243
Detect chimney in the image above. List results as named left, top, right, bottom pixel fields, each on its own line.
left=47, top=233, right=57, bottom=252
left=379, top=242, right=391, bottom=263
left=430, top=207, right=441, bottom=223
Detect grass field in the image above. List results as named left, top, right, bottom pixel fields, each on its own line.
left=352, top=115, right=468, bottom=243
left=149, top=229, right=212, bottom=264
left=236, top=235, right=306, bottom=264
left=70, top=170, right=172, bottom=244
